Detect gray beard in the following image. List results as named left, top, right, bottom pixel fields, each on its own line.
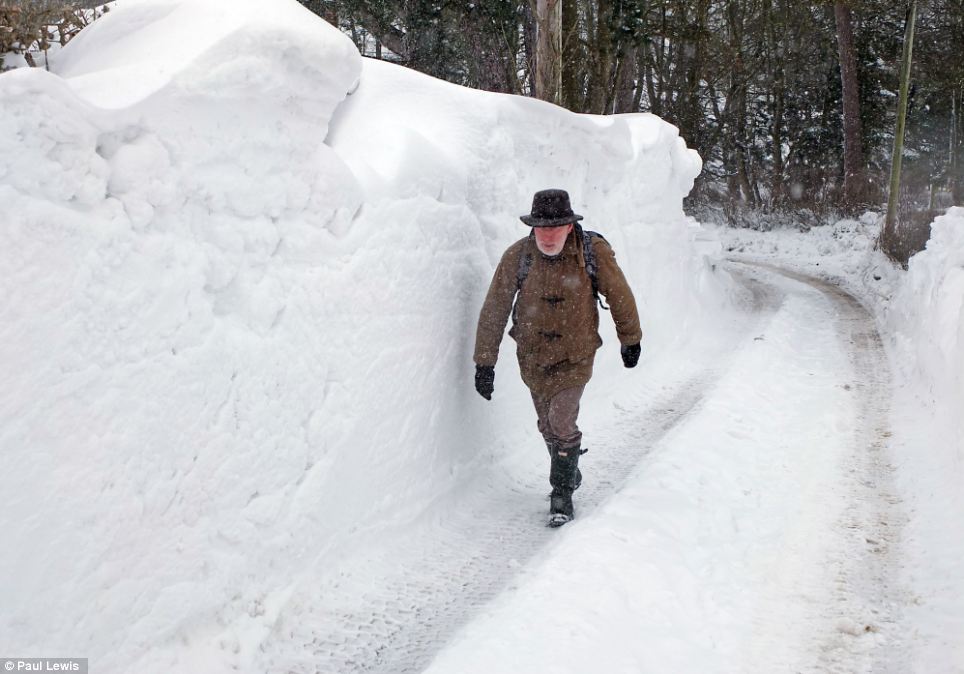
left=535, top=241, right=565, bottom=257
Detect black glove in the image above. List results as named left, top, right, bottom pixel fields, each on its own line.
left=621, top=343, right=641, bottom=368
left=475, top=365, right=495, bottom=400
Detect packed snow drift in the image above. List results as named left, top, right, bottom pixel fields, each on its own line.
left=0, top=0, right=728, bottom=671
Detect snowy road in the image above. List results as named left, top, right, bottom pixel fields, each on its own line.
left=257, top=262, right=907, bottom=674
left=257, top=337, right=736, bottom=673
left=731, top=263, right=908, bottom=674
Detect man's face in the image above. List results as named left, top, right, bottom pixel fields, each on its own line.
left=533, top=223, right=573, bottom=256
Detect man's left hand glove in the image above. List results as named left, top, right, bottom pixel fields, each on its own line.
left=475, top=365, right=495, bottom=400
left=621, top=343, right=641, bottom=368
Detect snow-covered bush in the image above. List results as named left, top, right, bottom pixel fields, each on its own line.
left=0, top=1, right=109, bottom=71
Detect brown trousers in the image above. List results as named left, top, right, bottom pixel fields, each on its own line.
left=529, top=385, right=585, bottom=450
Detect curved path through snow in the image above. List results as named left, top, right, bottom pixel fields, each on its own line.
left=257, top=262, right=907, bottom=674
left=732, top=262, right=907, bottom=674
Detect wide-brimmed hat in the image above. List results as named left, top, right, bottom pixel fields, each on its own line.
left=520, top=189, right=584, bottom=227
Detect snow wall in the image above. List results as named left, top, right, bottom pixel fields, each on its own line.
left=0, top=0, right=732, bottom=670
left=884, top=207, right=964, bottom=669
left=888, top=208, right=964, bottom=445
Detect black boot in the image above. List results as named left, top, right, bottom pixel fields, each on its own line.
left=546, top=441, right=582, bottom=491
left=548, top=489, right=573, bottom=527
left=547, top=447, right=581, bottom=527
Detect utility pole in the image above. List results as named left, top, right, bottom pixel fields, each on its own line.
left=882, top=0, right=917, bottom=264
left=534, top=0, right=562, bottom=105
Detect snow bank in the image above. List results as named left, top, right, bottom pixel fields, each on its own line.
left=884, top=207, right=964, bottom=670
left=888, top=208, right=964, bottom=427
left=328, top=58, right=698, bottom=228
left=0, top=0, right=729, bottom=671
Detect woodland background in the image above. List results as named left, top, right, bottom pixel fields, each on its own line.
left=300, top=0, right=963, bottom=235
left=3, top=0, right=963, bottom=250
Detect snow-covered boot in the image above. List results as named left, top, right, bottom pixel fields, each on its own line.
left=547, top=447, right=581, bottom=527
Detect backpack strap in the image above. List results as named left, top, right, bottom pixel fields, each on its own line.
left=576, top=224, right=610, bottom=311
left=516, top=232, right=534, bottom=292
left=511, top=234, right=534, bottom=325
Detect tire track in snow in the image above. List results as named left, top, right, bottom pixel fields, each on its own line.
left=737, top=261, right=909, bottom=674
left=257, top=271, right=781, bottom=674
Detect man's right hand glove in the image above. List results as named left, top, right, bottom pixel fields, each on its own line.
left=621, top=343, right=641, bottom=368
left=474, top=365, right=495, bottom=400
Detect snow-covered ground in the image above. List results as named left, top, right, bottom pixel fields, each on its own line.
left=2, top=0, right=963, bottom=672
left=720, top=215, right=964, bottom=673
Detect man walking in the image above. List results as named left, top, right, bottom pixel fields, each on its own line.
left=473, top=189, right=642, bottom=527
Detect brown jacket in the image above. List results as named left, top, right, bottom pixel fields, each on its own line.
left=474, top=229, right=642, bottom=397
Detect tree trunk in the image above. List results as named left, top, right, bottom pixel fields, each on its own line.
left=723, top=0, right=752, bottom=206
left=641, top=38, right=660, bottom=115
left=613, top=43, right=638, bottom=113
left=645, top=4, right=668, bottom=117
left=834, top=1, right=866, bottom=208
left=952, top=86, right=963, bottom=204
left=523, top=2, right=538, bottom=96
left=464, top=8, right=513, bottom=93
left=679, top=0, right=710, bottom=147
left=588, top=0, right=614, bottom=114
left=882, top=0, right=918, bottom=265
left=737, top=82, right=757, bottom=207
left=769, top=0, right=786, bottom=206
left=534, top=0, right=563, bottom=104
left=561, top=0, right=582, bottom=110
